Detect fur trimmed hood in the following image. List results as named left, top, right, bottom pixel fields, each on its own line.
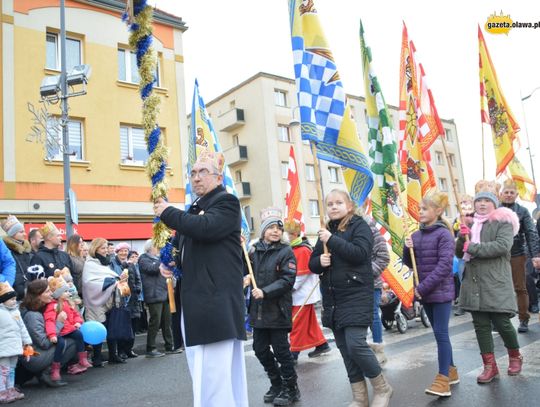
left=489, top=207, right=520, bottom=236
left=2, top=236, right=31, bottom=255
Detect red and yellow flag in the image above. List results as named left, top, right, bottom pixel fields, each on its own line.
left=285, top=146, right=305, bottom=234
left=398, top=23, right=437, bottom=222
left=479, top=26, right=535, bottom=201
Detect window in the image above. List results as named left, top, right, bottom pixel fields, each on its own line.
left=329, top=166, right=339, bottom=183
left=277, top=125, right=291, bottom=142
left=229, top=100, right=236, bottom=109
left=454, top=179, right=460, bottom=192
left=305, top=164, right=315, bottom=181
left=235, top=170, right=242, bottom=183
left=438, top=177, right=448, bottom=191
left=445, top=129, right=453, bottom=142
left=349, top=105, right=356, bottom=120
left=46, top=118, right=84, bottom=161
left=118, top=48, right=161, bottom=86
left=435, top=151, right=444, bottom=166
left=281, top=161, right=289, bottom=179
left=274, top=89, right=287, bottom=107
left=309, top=200, right=320, bottom=217
left=120, top=125, right=148, bottom=164
left=448, top=153, right=456, bottom=167
left=243, top=205, right=254, bottom=230
left=46, top=32, right=81, bottom=72
left=232, top=134, right=239, bottom=146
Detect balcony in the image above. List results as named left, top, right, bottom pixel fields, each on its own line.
left=224, top=145, right=248, bottom=166
left=219, top=108, right=245, bottom=132
left=235, top=182, right=251, bottom=200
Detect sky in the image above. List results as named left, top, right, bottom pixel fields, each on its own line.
left=152, top=1, right=540, bottom=202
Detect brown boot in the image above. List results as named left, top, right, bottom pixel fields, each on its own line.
left=369, top=343, right=388, bottom=367
left=477, top=353, right=499, bottom=384
left=425, top=373, right=451, bottom=397
left=370, top=374, right=393, bottom=407
left=448, top=365, right=460, bottom=385
left=507, top=349, right=523, bottom=376
left=348, top=380, right=368, bottom=407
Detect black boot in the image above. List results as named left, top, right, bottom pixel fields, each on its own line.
left=263, top=373, right=282, bottom=403
left=273, top=376, right=300, bottom=406
left=38, top=369, right=67, bottom=387
left=107, top=340, right=126, bottom=364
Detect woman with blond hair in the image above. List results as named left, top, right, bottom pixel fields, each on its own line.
left=82, top=238, right=123, bottom=366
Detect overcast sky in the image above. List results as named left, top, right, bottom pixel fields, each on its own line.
left=152, top=1, right=540, bottom=201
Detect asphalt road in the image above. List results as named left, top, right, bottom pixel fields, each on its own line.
left=17, top=311, right=540, bottom=407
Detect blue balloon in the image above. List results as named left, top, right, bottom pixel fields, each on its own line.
left=80, top=321, right=107, bottom=345
left=452, top=256, right=460, bottom=275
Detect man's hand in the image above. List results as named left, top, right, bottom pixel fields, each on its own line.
left=320, top=253, right=332, bottom=267
left=252, top=288, right=264, bottom=300
left=159, top=264, right=174, bottom=278
left=154, top=197, right=171, bottom=217
left=243, top=275, right=251, bottom=289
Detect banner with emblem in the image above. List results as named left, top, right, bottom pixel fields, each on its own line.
left=285, top=146, right=306, bottom=234
left=288, top=0, right=373, bottom=206
left=188, top=80, right=251, bottom=240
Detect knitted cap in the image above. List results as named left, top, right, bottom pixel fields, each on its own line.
left=39, top=221, right=59, bottom=238
left=195, top=149, right=225, bottom=174
left=115, top=242, right=130, bottom=253
left=1, top=215, right=24, bottom=237
left=48, top=275, right=69, bottom=299
left=26, top=265, right=45, bottom=281
left=474, top=180, right=500, bottom=207
left=260, top=207, right=283, bottom=238
left=0, top=282, right=16, bottom=304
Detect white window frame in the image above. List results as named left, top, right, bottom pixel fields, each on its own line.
left=448, top=153, right=456, bottom=167
left=235, top=170, right=242, bottom=183
left=277, top=125, right=291, bottom=143
left=118, top=48, right=161, bottom=87
left=46, top=32, right=82, bottom=71
left=445, top=129, right=453, bottom=142
left=274, top=89, right=287, bottom=107
left=305, top=164, right=315, bottom=181
left=46, top=118, right=84, bottom=161
left=438, top=177, right=448, bottom=192
left=329, top=166, right=339, bottom=183
left=281, top=161, right=289, bottom=179
left=309, top=200, right=320, bottom=217
left=120, top=125, right=149, bottom=165
left=435, top=151, right=444, bottom=166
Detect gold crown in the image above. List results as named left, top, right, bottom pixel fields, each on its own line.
left=196, top=149, right=225, bottom=173
left=39, top=221, right=59, bottom=237
left=424, top=191, right=449, bottom=210
left=54, top=267, right=72, bottom=283
left=0, top=282, right=15, bottom=298
left=475, top=180, right=500, bottom=195
left=284, top=219, right=302, bottom=234
left=501, top=178, right=517, bottom=191
left=48, top=275, right=67, bottom=293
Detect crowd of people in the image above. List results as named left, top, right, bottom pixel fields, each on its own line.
left=0, top=217, right=183, bottom=404
left=2, top=146, right=540, bottom=407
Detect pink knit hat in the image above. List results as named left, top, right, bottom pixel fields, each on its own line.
left=115, top=242, right=130, bottom=253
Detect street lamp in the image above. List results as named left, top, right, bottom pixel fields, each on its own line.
left=38, top=0, right=91, bottom=238
left=289, top=105, right=300, bottom=127
left=520, top=87, right=540, bottom=206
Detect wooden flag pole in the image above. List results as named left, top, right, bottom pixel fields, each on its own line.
left=481, top=125, right=486, bottom=180
left=166, top=278, right=176, bottom=313
left=311, top=142, right=329, bottom=255
left=242, top=241, right=258, bottom=290
left=292, top=280, right=320, bottom=323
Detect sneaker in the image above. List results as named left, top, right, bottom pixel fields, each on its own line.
left=530, top=304, right=539, bottom=314
left=454, top=308, right=466, bottom=316
left=308, top=344, right=331, bottom=358
left=146, top=350, right=165, bottom=358
left=165, top=347, right=184, bottom=354
left=518, top=320, right=529, bottom=333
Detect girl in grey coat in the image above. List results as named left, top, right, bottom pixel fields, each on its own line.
left=457, top=182, right=522, bottom=384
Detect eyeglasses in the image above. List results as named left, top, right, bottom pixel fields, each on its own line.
left=190, top=169, right=219, bottom=179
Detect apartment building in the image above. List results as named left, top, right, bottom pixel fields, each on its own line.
left=205, top=72, right=466, bottom=239
left=0, top=0, right=187, bottom=246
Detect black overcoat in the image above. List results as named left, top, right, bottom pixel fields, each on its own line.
left=160, top=186, right=247, bottom=346
left=309, top=215, right=374, bottom=330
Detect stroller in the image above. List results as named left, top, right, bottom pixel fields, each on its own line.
left=380, top=288, right=430, bottom=334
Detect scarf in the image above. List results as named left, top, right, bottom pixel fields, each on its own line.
left=96, top=253, right=110, bottom=266
left=463, top=212, right=490, bottom=261
left=290, top=237, right=303, bottom=248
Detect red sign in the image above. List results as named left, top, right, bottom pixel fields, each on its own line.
left=25, top=222, right=154, bottom=240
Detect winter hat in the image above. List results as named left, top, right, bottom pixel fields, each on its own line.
left=55, top=267, right=73, bottom=283
left=39, top=221, right=59, bottom=238
left=115, top=242, right=130, bottom=253
left=474, top=180, right=500, bottom=207
left=195, top=149, right=225, bottom=174
left=48, top=274, right=69, bottom=299
left=26, top=265, right=45, bottom=281
left=0, top=282, right=17, bottom=304
left=1, top=215, right=24, bottom=237
left=260, top=207, right=283, bottom=238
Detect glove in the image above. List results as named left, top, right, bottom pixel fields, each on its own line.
left=460, top=224, right=471, bottom=237
left=463, top=241, right=470, bottom=253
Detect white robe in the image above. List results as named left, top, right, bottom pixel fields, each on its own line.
left=182, top=311, right=248, bottom=407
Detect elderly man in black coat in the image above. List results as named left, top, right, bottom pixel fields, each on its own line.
left=154, top=149, right=248, bottom=407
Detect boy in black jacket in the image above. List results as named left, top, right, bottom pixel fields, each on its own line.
left=245, top=207, right=300, bottom=406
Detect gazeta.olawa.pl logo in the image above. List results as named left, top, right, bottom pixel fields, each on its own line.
left=485, top=11, right=540, bottom=35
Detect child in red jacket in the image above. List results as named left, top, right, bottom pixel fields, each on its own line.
left=44, top=273, right=92, bottom=382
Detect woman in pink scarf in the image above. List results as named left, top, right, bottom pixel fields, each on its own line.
left=457, top=180, right=521, bottom=385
